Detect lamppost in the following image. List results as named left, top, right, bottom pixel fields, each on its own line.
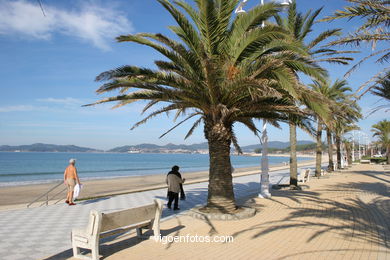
left=235, top=0, right=291, bottom=199
left=358, top=131, right=362, bottom=160
left=352, top=131, right=355, bottom=163
left=361, top=132, right=370, bottom=157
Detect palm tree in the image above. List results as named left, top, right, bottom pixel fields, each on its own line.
left=343, top=138, right=353, bottom=165
left=372, top=120, right=390, bottom=164
left=322, top=0, right=390, bottom=97
left=334, top=100, right=362, bottom=169
left=310, top=79, right=353, bottom=174
left=274, top=0, right=353, bottom=184
left=370, top=71, right=390, bottom=113
left=87, top=0, right=322, bottom=213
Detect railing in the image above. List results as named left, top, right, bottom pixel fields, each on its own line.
left=27, top=181, right=68, bottom=208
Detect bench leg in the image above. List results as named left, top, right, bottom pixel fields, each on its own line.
left=72, top=244, right=80, bottom=258
left=91, top=243, right=99, bottom=260
left=136, top=228, right=143, bottom=238
left=152, top=221, right=160, bottom=237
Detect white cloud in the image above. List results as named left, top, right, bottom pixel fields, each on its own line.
left=0, top=0, right=133, bottom=50
left=37, top=97, right=83, bottom=105
left=0, top=105, right=47, bottom=112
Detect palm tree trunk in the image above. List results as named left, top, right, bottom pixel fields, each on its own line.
left=289, top=122, right=298, bottom=187
left=336, top=135, right=342, bottom=169
left=326, top=129, right=334, bottom=172
left=204, top=120, right=236, bottom=213
left=345, top=142, right=352, bottom=165
left=387, top=144, right=390, bottom=164
left=315, top=119, right=323, bottom=177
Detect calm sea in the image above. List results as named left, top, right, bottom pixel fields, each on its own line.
left=0, top=152, right=311, bottom=186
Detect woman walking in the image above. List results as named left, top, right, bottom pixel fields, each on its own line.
left=166, top=165, right=185, bottom=210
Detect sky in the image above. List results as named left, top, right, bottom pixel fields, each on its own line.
left=0, top=0, right=388, bottom=150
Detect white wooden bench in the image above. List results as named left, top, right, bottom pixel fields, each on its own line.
left=71, top=199, right=163, bottom=260
left=360, top=159, right=371, bottom=164
left=298, top=169, right=311, bottom=183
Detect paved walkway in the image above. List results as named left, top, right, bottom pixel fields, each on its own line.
left=2, top=164, right=389, bottom=260
left=0, top=164, right=308, bottom=260
left=81, top=164, right=389, bottom=260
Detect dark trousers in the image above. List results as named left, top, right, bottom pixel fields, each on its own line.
left=167, top=191, right=179, bottom=209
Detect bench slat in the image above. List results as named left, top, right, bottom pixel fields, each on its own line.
left=100, top=221, right=150, bottom=239
left=101, top=204, right=156, bottom=233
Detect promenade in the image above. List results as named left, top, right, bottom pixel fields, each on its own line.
left=0, top=163, right=298, bottom=260
left=0, top=163, right=388, bottom=260
left=93, top=164, right=389, bottom=260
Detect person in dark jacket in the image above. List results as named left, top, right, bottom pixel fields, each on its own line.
left=166, top=165, right=185, bottom=210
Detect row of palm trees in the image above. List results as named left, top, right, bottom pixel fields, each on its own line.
left=87, top=0, right=378, bottom=213
left=372, top=120, right=390, bottom=164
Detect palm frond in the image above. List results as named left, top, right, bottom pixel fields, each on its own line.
left=307, top=29, right=342, bottom=49
left=185, top=117, right=203, bottom=139
left=159, top=112, right=202, bottom=138
left=158, top=0, right=202, bottom=54
left=231, top=131, right=242, bottom=154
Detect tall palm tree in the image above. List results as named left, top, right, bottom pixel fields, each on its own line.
left=310, top=79, right=353, bottom=174
left=87, top=0, right=322, bottom=213
left=274, top=0, right=353, bottom=184
left=343, top=138, right=353, bottom=165
left=275, top=1, right=355, bottom=65
left=372, top=120, right=390, bottom=164
left=322, top=0, right=390, bottom=97
left=334, top=100, right=362, bottom=169
left=370, top=71, right=390, bottom=113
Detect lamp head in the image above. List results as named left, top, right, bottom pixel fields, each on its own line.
left=234, top=0, right=248, bottom=14
left=279, top=0, right=292, bottom=6
left=235, top=9, right=247, bottom=14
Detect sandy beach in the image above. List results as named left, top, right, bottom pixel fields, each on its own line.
left=0, top=157, right=324, bottom=210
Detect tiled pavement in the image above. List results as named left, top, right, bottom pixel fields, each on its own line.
left=0, top=165, right=311, bottom=260
left=85, top=164, right=390, bottom=260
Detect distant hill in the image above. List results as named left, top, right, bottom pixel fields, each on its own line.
left=0, top=143, right=102, bottom=153
left=109, top=141, right=315, bottom=153
left=108, top=142, right=209, bottom=153
left=241, top=140, right=314, bottom=152
left=0, top=140, right=315, bottom=153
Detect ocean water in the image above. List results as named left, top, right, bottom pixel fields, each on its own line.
left=0, top=152, right=310, bottom=186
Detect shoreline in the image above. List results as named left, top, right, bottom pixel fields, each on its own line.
left=0, top=157, right=324, bottom=211
left=0, top=153, right=314, bottom=187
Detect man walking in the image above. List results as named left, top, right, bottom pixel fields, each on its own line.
left=64, top=158, right=81, bottom=206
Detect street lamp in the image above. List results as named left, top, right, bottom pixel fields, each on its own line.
left=235, top=0, right=291, bottom=199
left=352, top=131, right=355, bottom=163
left=358, top=131, right=362, bottom=160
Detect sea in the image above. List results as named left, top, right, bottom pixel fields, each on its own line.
left=0, top=152, right=312, bottom=186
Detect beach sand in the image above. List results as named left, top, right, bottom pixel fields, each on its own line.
left=0, top=158, right=321, bottom=211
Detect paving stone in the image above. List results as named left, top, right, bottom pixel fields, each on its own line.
left=4, top=163, right=386, bottom=260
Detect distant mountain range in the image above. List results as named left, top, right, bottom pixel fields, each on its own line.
left=108, top=142, right=210, bottom=153
left=241, top=140, right=315, bottom=151
left=0, top=143, right=103, bottom=153
left=0, top=141, right=315, bottom=153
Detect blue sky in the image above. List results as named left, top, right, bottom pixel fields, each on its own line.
left=0, top=0, right=388, bottom=150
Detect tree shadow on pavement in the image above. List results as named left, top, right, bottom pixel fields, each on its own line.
left=228, top=171, right=390, bottom=251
